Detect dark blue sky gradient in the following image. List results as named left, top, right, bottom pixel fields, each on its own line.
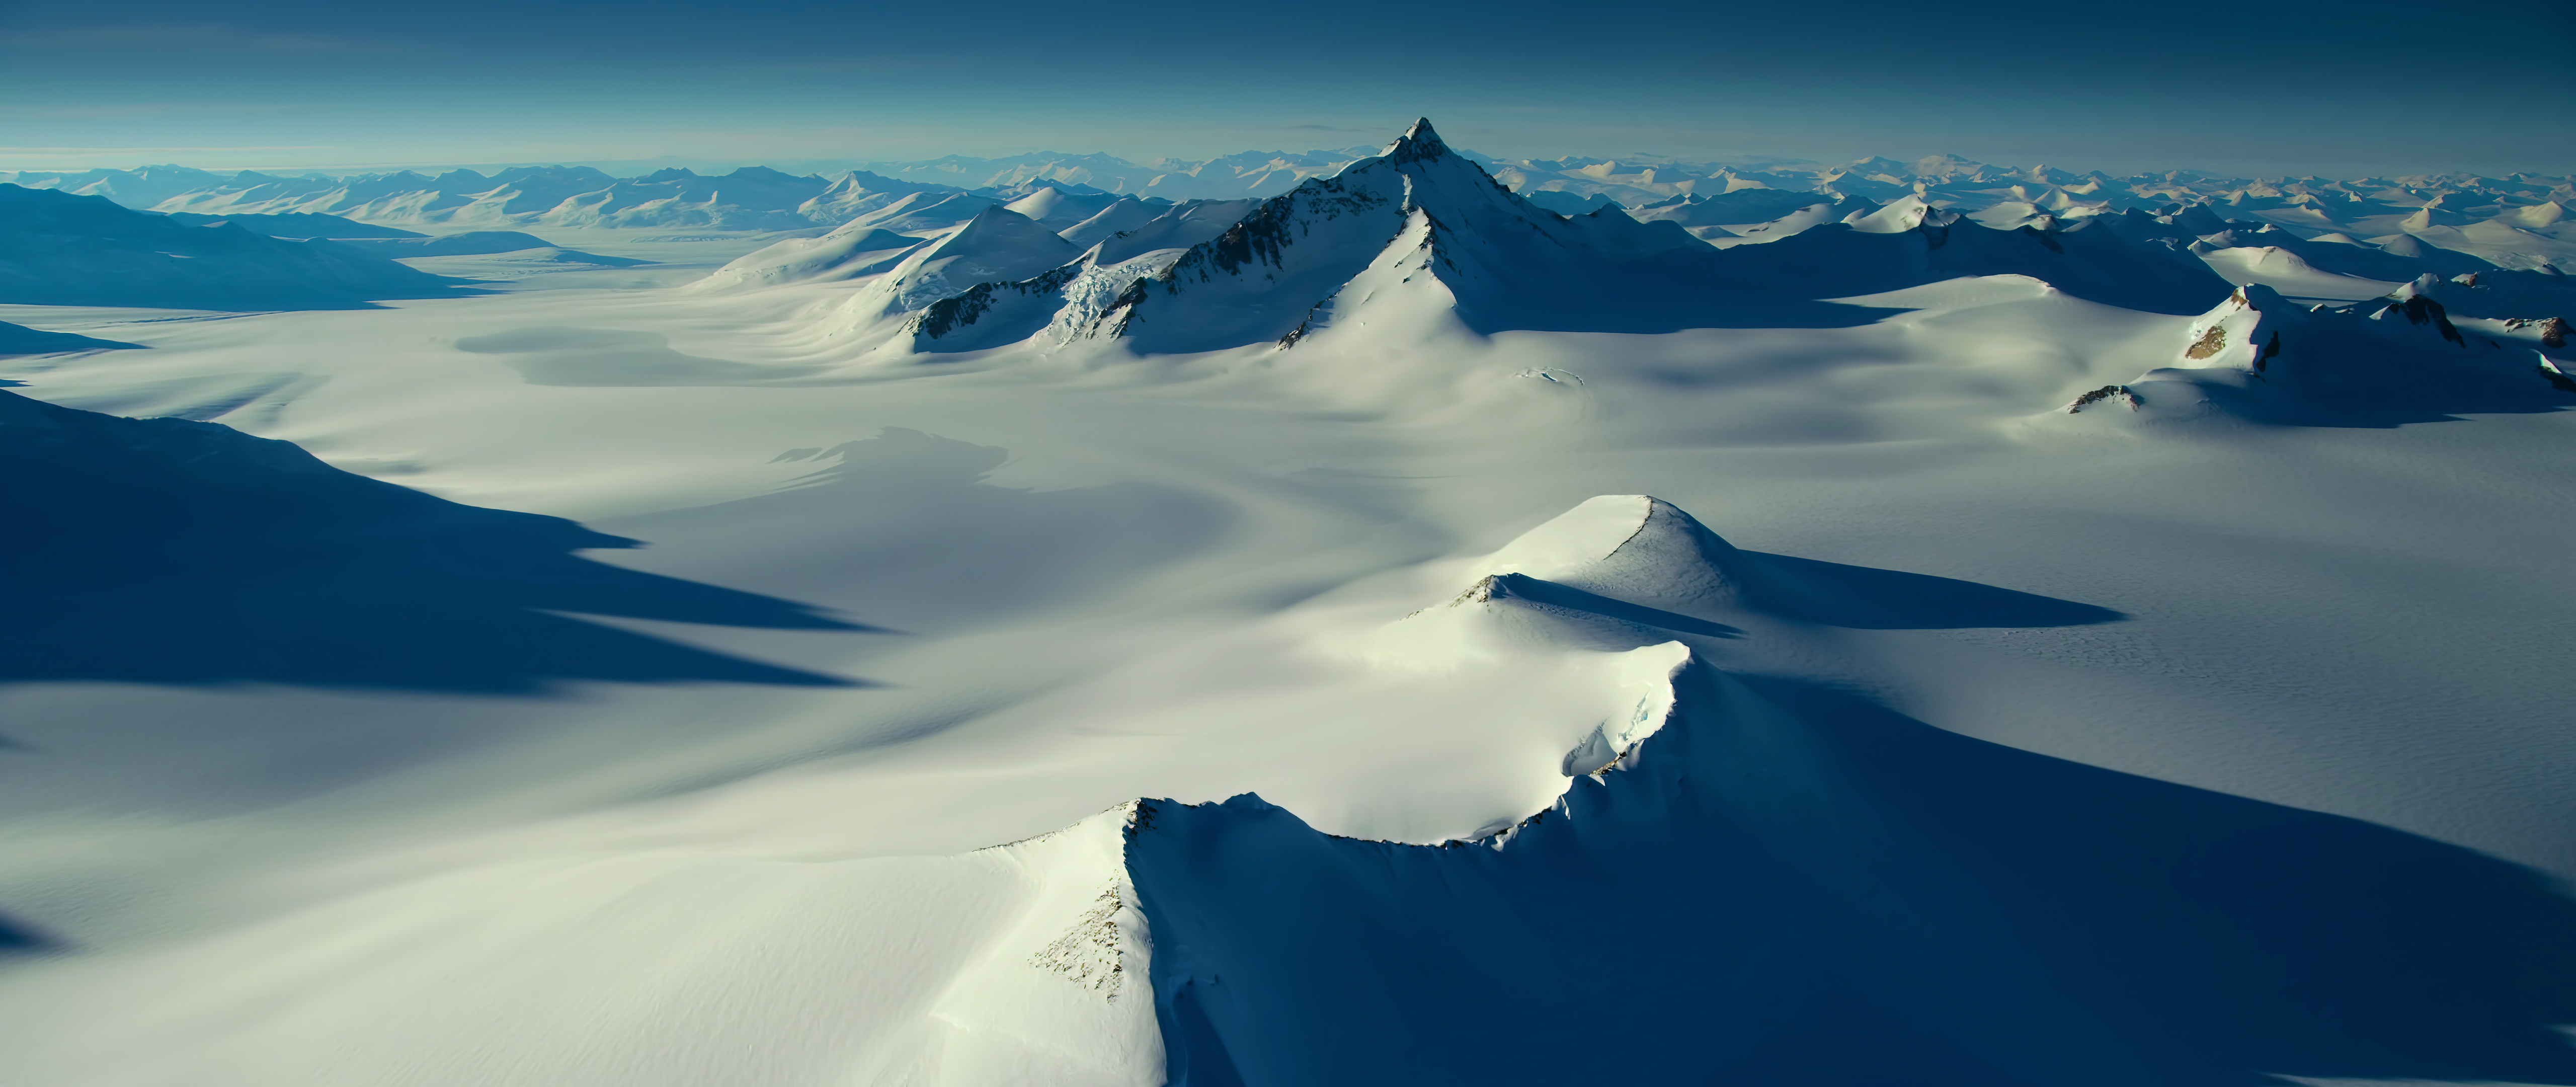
left=3, top=0, right=2570, bottom=176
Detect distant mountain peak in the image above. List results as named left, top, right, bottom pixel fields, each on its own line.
left=946, top=201, right=1045, bottom=242
left=1383, top=118, right=1451, bottom=165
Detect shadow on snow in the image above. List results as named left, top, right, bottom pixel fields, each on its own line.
left=0, top=390, right=868, bottom=693
left=1134, top=575, right=2573, bottom=1087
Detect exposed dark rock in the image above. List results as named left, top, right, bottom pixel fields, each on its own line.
left=915, top=261, right=1086, bottom=341
left=2505, top=316, right=2568, bottom=349
left=2067, top=384, right=2140, bottom=413
left=2387, top=293, right=2466, bottom=346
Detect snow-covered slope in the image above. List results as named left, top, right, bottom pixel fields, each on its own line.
left=844, top=191, right=1006, bottom=234
left=1054, top=196, right=1168, bottom=249
left=1074, top=198, right=1263, bottom=266
left=694, top=222, right=927, bottom=290
left=815, top=120, right=2259, bottom=359
left=1003, top=186, right=1134, bottom=229
left=873, top=205, right=1082, bottom=315
left=4, top=117, right=2575, bottom=1087
left=795, top=171, right=971, bottom=226
left=2078, top=277, right=2576, bottom=426
left=1133, top=506, right=2576, bottom=1086
left=331, top=231, right=649, bottom=266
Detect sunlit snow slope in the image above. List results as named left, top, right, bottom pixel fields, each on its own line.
left=0, top=119, right=2573, bottom=1087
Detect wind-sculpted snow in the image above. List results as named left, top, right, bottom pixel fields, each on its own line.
left=0, top=184, right=473, bottom=310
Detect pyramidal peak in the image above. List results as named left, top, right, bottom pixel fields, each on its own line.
left=943, top=201, right=1053, bottom=245
left=1382, top=117, right=1452, bottom=164
left=1474, top=495, right=1761, bottom=619
left=873, top=202, right=1078, bottom=313
left=1366, top=495, right=1743, bottom=671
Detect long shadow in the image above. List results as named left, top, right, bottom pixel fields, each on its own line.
left=2184, top=370, right=2576, bottom=429
left=1131, top=663, right=2576, bottom=1087
left=0, top=390, right=869, bottom=692
left=1494, top=573, right=1744, bottom=638
left=2131, top=308, right=2576, bottom=429
left=1561, top=218, right=2240, bottom=325
left=0, top=319, right=143, bottom=355
left=0, top=912, right=63, bottom=956
left=1429, top=215, right=2240, bottom=339
left=1447, top=253, right=1912, bottom=334
left=1747, top=552, right=2128, bottom=629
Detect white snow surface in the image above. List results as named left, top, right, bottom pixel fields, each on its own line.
left=1, top=120, right=2574, bottom=1087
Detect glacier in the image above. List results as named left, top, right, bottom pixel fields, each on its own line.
left=0, top=117, right=2572, bottom=1087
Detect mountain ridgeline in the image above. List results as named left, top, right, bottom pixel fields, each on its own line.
left=683, top=120, right=2564, bottom=416
left=0, top=184, right=473, bottom=310
left=820, top=120, right=2251, bottom=354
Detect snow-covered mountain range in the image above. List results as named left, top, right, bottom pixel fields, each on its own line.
left=679, top=120, right=2570, bottom=416
left=3, top=118, right=2574, bottom=1087
left=8, top=138, right=2567, bottom=258
left=0, top=184, right=472, bottom=310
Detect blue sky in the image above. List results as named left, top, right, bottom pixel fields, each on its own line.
left=3, top=0, right=2570, bottom=177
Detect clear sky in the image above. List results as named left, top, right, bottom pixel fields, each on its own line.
left=3, top=0, right=2571, bottom=178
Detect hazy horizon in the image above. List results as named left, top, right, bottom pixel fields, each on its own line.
left=4, top=0, right=2570, bottom=179
left=8, top=129, right=2572, bottom=186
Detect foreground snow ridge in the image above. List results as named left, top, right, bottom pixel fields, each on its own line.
left=1103, top=493, right=2576, bottom=1087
